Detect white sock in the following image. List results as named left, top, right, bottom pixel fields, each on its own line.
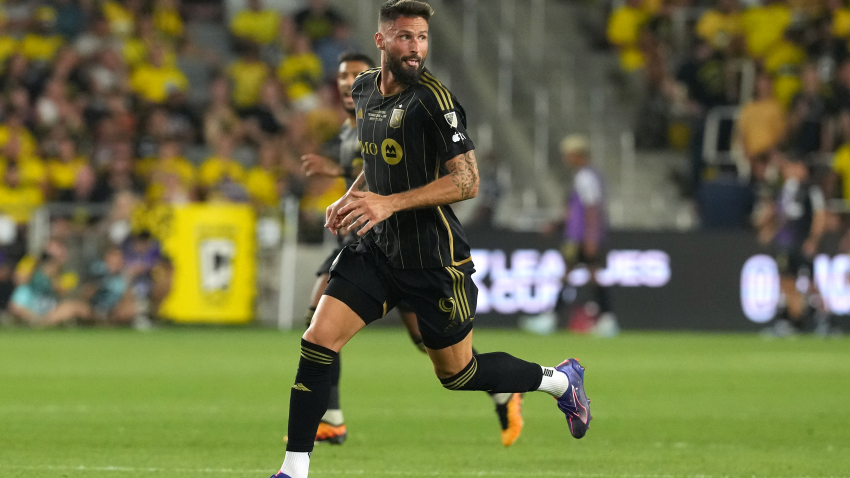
left=537, top=366, right=570, bottom=397
left=279, top=452, right=310, bottom=478
left=490, top=392, right=513, bottom=406
left=321, top=409, right=344, bottom=426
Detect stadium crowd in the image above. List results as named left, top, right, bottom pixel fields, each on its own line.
left=606, top=0, right=849, bottom=333
left=0, top=0, right=358, bottom=327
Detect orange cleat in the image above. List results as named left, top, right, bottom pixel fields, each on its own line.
left=315, top=422, right=347, bottom=445
left=500, top=393, right=524, bottom=447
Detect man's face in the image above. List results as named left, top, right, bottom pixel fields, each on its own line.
left=379, top=16, right=429, bottom=87
left=338, top=60, right=370, bottom=114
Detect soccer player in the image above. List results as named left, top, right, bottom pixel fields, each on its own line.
left=299, top=51, right=524, bottom=446
left=558, top=135, right=616, bottom=329
left=270, top=2, right=591, bottom=477
left=756, top=155, right=826, bottom=335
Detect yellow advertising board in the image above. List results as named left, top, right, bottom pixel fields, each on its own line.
left=159, top=204, right=256, bottom=324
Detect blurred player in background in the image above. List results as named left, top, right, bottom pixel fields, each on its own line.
left=299, top=51, right=524, bottom=447
left=270, top=2, right=590, bottom=478
left=559, top=135, right=617, bottom=333
left=756, top=155, right=826, bottom=335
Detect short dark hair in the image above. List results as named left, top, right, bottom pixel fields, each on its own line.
left=338, top=51, right=375, bottom=68
left=379, top=0, right=434, bottom=24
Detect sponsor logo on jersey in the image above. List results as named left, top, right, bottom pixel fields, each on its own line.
left=444, top=111, right=458, bottom=128
left=452, top=132, right=466, bottom=143
left=381, top=138, right=403, bottom=165
left=389, top=108, right=405, bottom=128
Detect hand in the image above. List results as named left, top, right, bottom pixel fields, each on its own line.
left=334, top=191, right=395, bottom=236
left=301, top=154, right=340, bottom=177
left=803, top=238, right=817, bottom=258
left=324, top=191, right=357, bottom=236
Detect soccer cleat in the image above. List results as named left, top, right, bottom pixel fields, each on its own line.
left=315, top=421, right=347, bottom=445
left=270, top=473, right=292, bottom=478
left=499, top=393, right=524, bottom=447
left=554, top=358, right=592, bottom=439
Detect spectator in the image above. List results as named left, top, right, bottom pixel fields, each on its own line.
left=204, top=76, right=244, bottom=145
left=293, top=0, right=344, bottom=44
left=241, top=78, right=290, bottom=141
left=0, top=16, right=20, bottom=69
left=740, top=0, right=792, bottom=59
left=21, top=7, right=65, bottom=63
left=74, top=15, right=117, bottom=59
left=84, top=247, right=136, bottom=325
left=276, top=34, right=323, bottom=110
left=230, top=0, right=281, bottom=47
left=199, top=135, right=246, bottom=193
left=129, top=45, right=189, bottom=104
left=121, top=230, right=162, bottom=304
left=140, top=140, right=195, bottom=202
left=245, top=140, right=282, bottom=210
left=606, top=0, right=651, bottom=73
left=763, top=29, right=806, bottom=108
left=787, top=63, right=834, bottom=157
left=735, top=73, right=787, bottom=178
left=314, top=22, right=360, bottom=82
left=101, top=0, right=140, bottom=38
left=46, top=138, right=92, bottom=202
left=8, top=238, right=90, bottom=327
left=91, top=142, right=144, bottom=203
left=695, top=0, right=742, bottom=54
left=153, top=0, right=185, bottom=42
left=228, top=44, right=271, bottom=110
left=0, top=163, right=43, bottom=225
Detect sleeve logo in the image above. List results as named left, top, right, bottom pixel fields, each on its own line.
left=444, top=111, right=458, bottom=128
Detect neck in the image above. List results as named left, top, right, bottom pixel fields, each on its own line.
left=346, top=113, right=356, bottom=123
left=379, top=63, right=406, bottom=96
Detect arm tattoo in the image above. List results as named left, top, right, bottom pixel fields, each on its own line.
left=357, top=180, right=369, bottom=192
left=447, top=150, right=479, bottom=200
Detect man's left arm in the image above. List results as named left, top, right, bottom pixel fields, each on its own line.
left=333, top=150, right=479, bottom=235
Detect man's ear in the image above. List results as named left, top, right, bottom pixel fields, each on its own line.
left=375, top=31, right=384, bottom=51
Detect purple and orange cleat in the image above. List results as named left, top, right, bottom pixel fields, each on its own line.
left=269, top=474, right=292, bottom=478
left=554, top=358, right=592, bottom=439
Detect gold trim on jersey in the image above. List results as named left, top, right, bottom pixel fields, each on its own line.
left=420, top=72, right=454, bottom=111
left=382, top=301, right=387, bottom=317
left=356, top=67, right=380, bottom=79
left=434, top=166, right=472, bottom=267
left=446, top=267, right=471, bottom=321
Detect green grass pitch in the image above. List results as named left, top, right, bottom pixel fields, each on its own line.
left=1, top=328, right=848, bottom=478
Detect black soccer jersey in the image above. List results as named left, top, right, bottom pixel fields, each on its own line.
left=321, top=119, right=362, bottom=190
left=352, top=67, right=475, bottom=269
left=321, top=119, right=364, bottom=247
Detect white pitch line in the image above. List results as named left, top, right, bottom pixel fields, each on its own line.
left=0, top=464, right=848, bottom=478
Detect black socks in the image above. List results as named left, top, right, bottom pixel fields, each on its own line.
left=286, top=339, right=338, bottom=452
left=439, top=352, right=543, bottom=393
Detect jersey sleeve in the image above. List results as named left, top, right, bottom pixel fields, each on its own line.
left=574, top=169, right=603, bottom=206
left=423, top=93, right=475, bottom=163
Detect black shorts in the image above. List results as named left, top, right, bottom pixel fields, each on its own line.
left=316, top=233, right=360, bottom=276
left=324, top=243, right=477, bottom=349
left=775, top=248, right=812, bottom=276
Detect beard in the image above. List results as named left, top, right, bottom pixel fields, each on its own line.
left=385, top=52, right=425, bottom=87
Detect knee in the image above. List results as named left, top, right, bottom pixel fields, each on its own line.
left=437, top=357, right=477, bottom=390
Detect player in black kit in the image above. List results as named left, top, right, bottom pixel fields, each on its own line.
left=270, top=3, right=591, bottom=477
left=300, top=52, right=525, bottom=447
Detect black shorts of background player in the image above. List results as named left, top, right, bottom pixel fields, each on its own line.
left=298, top=51, right=523, bottom=447
left=756, top=156, right=826, bottom=333
left=270, top=4, right=591, bottom=478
